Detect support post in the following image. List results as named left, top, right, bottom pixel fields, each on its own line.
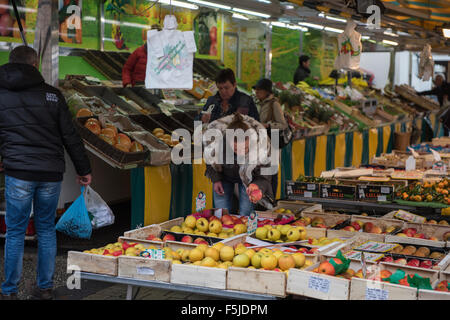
left=34, top=0, right=59, bottom=87
left=265, top=23, right=272, bottom=79
left=99, top=0, right=105, bottom=51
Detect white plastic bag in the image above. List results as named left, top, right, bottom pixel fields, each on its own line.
left=334, top=20, right=362, bottom=70
left=84, top=186, right=115, bottom=229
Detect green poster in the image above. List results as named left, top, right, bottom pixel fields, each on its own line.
left=303, top=30, right=338, bottom=81
left=271, top=26, right=300, bottom=83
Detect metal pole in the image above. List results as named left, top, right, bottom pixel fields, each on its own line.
left=265, top=23, right=272, bottom=79
left=11, top=0, right=27, bottom=46
left=299, top=29, right=303, bottom=56
left=99, top=0, right=105, bottom=51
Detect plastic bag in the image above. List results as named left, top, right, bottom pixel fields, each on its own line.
left=334, top=20, right=362, bottom=71
left=85, top=186, right=115, bottom=229
left=56, top=187, right=92, bottom=239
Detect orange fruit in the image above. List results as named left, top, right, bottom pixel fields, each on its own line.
left=76, top=108, right=93, bottom=118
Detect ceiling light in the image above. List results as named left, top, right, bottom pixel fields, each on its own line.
left=324, top=27, right=344, bottom=33
left=443, top=28, right=450, bottom=38
left=156, top=0, right=199, bottom=10
left=232, top=13, right=249, bottom=20
left=284, top=4, right=294, bottom=9
left=271, top=22, right=287, bottom=28
left=325, top=15, right=347, bottom=23
left=298, top=22, right=324, bottom=30
left=382, top=39, right=398, bottom=46
left=362, top=36, right=370, bottom=40
left=257, top=0, right=271, bottom=3
left=186, top=0, right=229, bottom=10
left=287, top=25, right=308, bottom=31
left=318, top=12, right=325, bottom=18
left=383, top=29, right=399, bottom=37
left=233, top=8, right=271, bottom=18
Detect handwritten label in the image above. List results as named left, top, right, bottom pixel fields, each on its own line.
left=344, top=250, right=384, bottom=262
left=247, top=212, right=258, bottom=235
left=381, top=187, right=391, bottom=194
left=308, top=276, right=330, bottom=293
left=366, top=287, right=389, bottom=300
left=137, top=267, right=155, bottom=276
left=377, top=195, right=387, bottom=202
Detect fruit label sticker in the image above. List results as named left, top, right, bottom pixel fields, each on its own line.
left=365, top=287, right=389, bottom=300
left=393, top=210, right=426, bottom=224
left=344, top=250, right=384, bottom=262
left=353, top=241, right=399, bottom=253
left=195, top=192, right=206, bottom=212
left=140, top=249, right=165, bottom=260
left=137, top=267, right=155, bottom=276
left=308, top=276, right=330, bottom=293
left=247, top=212, right=258, bottom=235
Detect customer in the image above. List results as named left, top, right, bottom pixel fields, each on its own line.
left=122, top=24, right=161, bottom=87
left=200, top=68, right=260, bottom=123
left=253, top=78, right=288, bottom=197
left=293, top=55, right=311, bottom=84
left=0, top=46, right=92, bottom=300
left=205, top=113, right=273, bottom=216
left=418, top=74, right=450, bottom=107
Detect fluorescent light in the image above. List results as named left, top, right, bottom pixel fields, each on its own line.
left=383, top=39, right=398, bottom=46
left=155, top=0, right=198, bottom=10
left=271, top=22, right=287, bottom=28
left=324, top=27, right=344, bottom=33
left=257, top=0, right=271, bottom=3
left=383, top=29, right=399, bottom=37
left=362, top=36, right=370, bottom=40
left=83, top=16, right=97, bottom=22
left=287, top=25, right=308, bottom=31
left=187, top=0, right=230, bottom=10
left=298, top=22, right=324, bottom=30
left=232, top=13, right=249, bottom=20
left=318, top=12, right=325, bottom=18
left=326, top=15, right=347, bottom=23
left=233, top=8, right=271, bottom=19
left=283, top=4, right=294, bottom=9
left=443, top=28, right=450, bottom=38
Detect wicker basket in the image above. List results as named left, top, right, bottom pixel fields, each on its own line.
left=75, top=116, right=150, bottom=165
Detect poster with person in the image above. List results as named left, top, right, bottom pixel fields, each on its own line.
left=193, top=11, right=221, bottom=60
left=0, top=0, right=26, bottom=39
left=59, top=0, right=82, bottom=44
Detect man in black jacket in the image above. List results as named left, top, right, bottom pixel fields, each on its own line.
left=417, top=74, right=450, bottom=107
left=293, top=55, right=311, bottom=85
left=0, top=46, right=92, bottom=300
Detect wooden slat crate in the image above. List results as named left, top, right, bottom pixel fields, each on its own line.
left=385, top=222, right=450, bottom=248
left=123, top=224, right=162, bottom=239
left=227, top=267, right=286, bottom=297
left=67, top=251, right=118, bottom=276
left=170, top=263, right=227, bottom=289
left=118, top=256, right=171, bottom=282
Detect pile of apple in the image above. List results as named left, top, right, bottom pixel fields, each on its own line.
left=273, top=207, right=295, bottom=215
left=145, top=233, right=211, bottom=245
left=307, top=237, right=344, bottom=247
left=163, top=242, right=314, bottom=274
left=160, top=213, right=247, bottom=240
left=83, top=241, right=147, bottom=257
left=396, top=227, right=450, bottom=241
left=254, top=224, right=307, bottom=243
left=313, top=257, right=362, bottom=279
left=257, top=216, right=295, bottom=228
left=292, top=216, right=328, bottom=228
left=341, top=221, right=396, bottom=234
left=381, top=256, right=437, bottom=269
left=435, top=280, right=449, bottom=292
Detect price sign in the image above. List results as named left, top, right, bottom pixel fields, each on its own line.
left=247, top=212, right=258, bottom=235
left=137, top=267, right=155, bottom=276
left=140, top=249, right=165, bottom=260
left=286, top=181, right=320, bottom=200
left=195, top=192, right=206, bottom=212
left=357, top=185, right=393, bottom=202
left=393, top=210, right=426, bottom=224
left=366, top=287, right=389, bottom=300
left=308, top=276, right=330, bottom=293
left=320, top=184, right=356, bottom=200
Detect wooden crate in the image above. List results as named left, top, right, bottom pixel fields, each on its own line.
left=385, top=222, right=450, bottom=248
left=286, top=259, right=367, bottom=300
left=257, top=201, right=322, bottom=219
left=418, top=278, right=450, bottom=300
left=301, top=211, right=352, bottom=227
left=118, top=236, right=164, bottom=248
left=322, top=234, right=384, bottom=260
left=118, top=256, right=171, bottom=282
left=227, top=267, right=286, bottom=297
left=158, top=217, right=185, bottom=231
left=326, top=229, right=386, bottom=242
left=305, top=227, right=327, bottom=239
left=170, top=263, right=227, bottom=290
left=123, top=224, right=162, bottom=240
left=67, top=251, right=118, bottom=276
left=350, top=263, right=439, bottom=300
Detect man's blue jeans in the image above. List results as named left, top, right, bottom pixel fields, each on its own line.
left=213, top=181, right=254, bottom=216
left=1, top=176, right=61, bottom=295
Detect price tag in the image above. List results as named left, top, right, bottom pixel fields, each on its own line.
left=195, top=192, right=206, bottom=212
left=366, top=287, right=389, bottom=300
left=214, top=208, right=223, bottom=219
left=140, top=249, right=165, bottom=260
left=377, top=195, right=387, bottom=202
left=304, top=191, right=312, bottom=198
left=381, top=187, right=390, bottom=194
left=137, top=267, right=155, bottom=276
left=405, top=156, right=416, bottom=171
left=308, top=276, right=330, bottom=293
left=307, top=184, right=316, bottom=191
left=247, top=212, right=258, bottom=235
left=393, top=210, right=426, bottom=224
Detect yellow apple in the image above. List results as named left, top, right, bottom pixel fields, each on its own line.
left=218, top=232, right=229, bottom=238
left=196, top=218, right=209, bottom=232
left=233, top=254, right=250, bottom=268
left=172, top=260, right=182, bottom=264
left=219, top=246, right=235, bottom=262
left=194, top=230, right=206, bottom=236
left=244, top=249, right=256, bottom=259
left=261, top=254, right=278, bottom=270
left=263, top=225, right=273, bottom=230
left=193, top=261, right=202, bottom=266
left=286, top=228, right=301, bottom=241
left=181, top=250, right=191, bottom=262
left=233, top=224, right=247, bottom=235
left=259, top=248, right=273, bottom=256
left=182, top=227, right=194, bottom=234
left=272, top=250, right=284, bottom=259
left=204, top=247, right=220, bottom=261
left=209, top=220, right=223, bottom=234
left=255, top=227, right=268, bottom=240
left=251, top=252, right=264, bottom=268
left=170, top=225, right=182, bottom=233
left=280, top=225, right=292, bottom=236
left=201, top=256, right=216, bottom=267
left=234, top=243, right=247, bottom=255
left=212, top=242, right=225, bottom=251
left=184, top=215, right=197, bottom=229
left=189, top=248, right=204, bottom=262
left=278, top=255, right=296, bottom=271
left=268, top=229, right=281, bottom=241
left=207, top=232, right=218, bottom=237
left=292, top=253, right=306, bottom=268
left=196, top=244, right=208, bottom=253
left=217, top=263, right=228, bottom=269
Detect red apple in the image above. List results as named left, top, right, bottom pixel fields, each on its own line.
left=121, top=242, right=137, bottom=250
left=383, top=256, right=394, bottom=263
left=221, top=214, right=234, bottom=225
left=181, top=235, right=193, bottom=243
left=208, top=216, right=219, bottom=222
left=406, top=259, right=420, bottom=267
left=194, top=237, right=208, bottom=244
left=404, top=228, right=417, bottom=237
left=146, top=234, right=156, bottom=241
left=231, top=216, right=243, bottom=225
left=414, top=233, right=426, bottom=239
left=297, top=248, right=308, bottom=253
left=363, top=222, right=374, bottom=233
left=163, top=234, right=175, bottom=242
left=350, top=222, right=361, bottom=231
left=343, top=226, right=356, bottom=232
left=419, top=260, right=433, bottom=269
left=394, top=258, right=407, bottom=265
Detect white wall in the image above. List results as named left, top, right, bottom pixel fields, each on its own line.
left=360, top=52, right=391, bottom=90
left=394, top=51, right=410, bottom=87
left=58, top=150, right=131, bottom=208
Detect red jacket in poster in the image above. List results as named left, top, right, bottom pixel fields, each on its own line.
left=122, top=44, right=147, bottom=87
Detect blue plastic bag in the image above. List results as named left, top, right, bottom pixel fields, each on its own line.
left=56, top=186, right=92, bottom=239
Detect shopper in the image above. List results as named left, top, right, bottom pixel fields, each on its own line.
left=253, top=78, right=288, bottom=196
left=122, top=24, right=161, bottom=87
left=0, top=46, right=92, bottom=300
left=293, top=55, right=311, bottom=84
left=205, top=113, right=273, bottom=216
left=417, top=74, right=450, bottom=107
left=199, top=68, right=260, bottom=123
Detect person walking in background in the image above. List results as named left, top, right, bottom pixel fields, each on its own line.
left=122, top=24, right=161, bottom=88
left=199, top=68, right=260, bottom=123
left=253, top=78, right=288, bottom=198
left=0, top=46, right=92, bottom=300
left=417, top=74, right=450, bottom=107
left=293, top=55, right=312, bottom=85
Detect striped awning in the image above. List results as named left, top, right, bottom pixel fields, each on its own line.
left=383, top=0, right=450, bottom=24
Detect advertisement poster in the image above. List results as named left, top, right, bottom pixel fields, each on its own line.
left=193, top=10, right=221, bottom=60
left=240, top=49, right=263, bottom=86
left=303, top=30, right=338, bottom=80
left=59, top=0, right=82, bottom=44
left=223, top=33, right=238, bottom=75
left=271, top=26, right=301, bottom=83
left=0, top=0, right=27, bottom=40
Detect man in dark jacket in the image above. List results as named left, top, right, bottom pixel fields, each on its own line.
left=293, top=55, right=311, bottom=85
left=417, top=74, right=450, bottom=107
left=199, top=68, right=259, bottom=123
left=0, top=46, right=92, bottom=300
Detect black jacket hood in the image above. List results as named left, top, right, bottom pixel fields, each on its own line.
left=0, top=63, right=45, bottom=91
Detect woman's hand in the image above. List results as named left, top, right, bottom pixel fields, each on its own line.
left=213, top=181, right=225, bottom=196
